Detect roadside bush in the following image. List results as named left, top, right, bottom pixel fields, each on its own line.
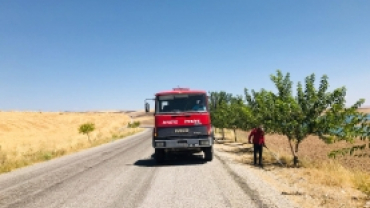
left=128, top=121, right=140, bottom=128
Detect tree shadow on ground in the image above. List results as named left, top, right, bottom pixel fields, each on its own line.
left=218, top=146, right=254, bottom=154
left=134, top=152, right=208, bottom=167
left=216, top=145, right=288, bottom=170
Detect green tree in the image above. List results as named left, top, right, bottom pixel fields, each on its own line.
left=246, top=70, right=370, bottom=166
left=226, top=95, right=253, bottom=142
left=208, top=91, right=233, bottom=139
left=245, top=88, right=277, bottom=132
left=209, top=92, right=255, bottom=141
left=78, top=122, right=95, bottom=142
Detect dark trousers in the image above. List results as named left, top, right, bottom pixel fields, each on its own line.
left=253, top=144, right=263, bottom=165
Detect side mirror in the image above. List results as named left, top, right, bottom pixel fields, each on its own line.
left=145, top=102, right=150, bottom=113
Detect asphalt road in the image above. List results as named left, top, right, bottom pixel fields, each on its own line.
left=0, top=129, right=260, bottom=208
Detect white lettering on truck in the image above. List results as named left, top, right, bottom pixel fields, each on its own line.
left=163, top=120, right=178, bottom=124
left=184, top=120, right=201, bottom=124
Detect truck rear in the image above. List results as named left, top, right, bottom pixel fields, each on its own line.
left=145, top=88, right=214, bottom=163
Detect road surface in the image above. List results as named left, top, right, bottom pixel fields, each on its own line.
left=0, top=129, right=262, bottom=208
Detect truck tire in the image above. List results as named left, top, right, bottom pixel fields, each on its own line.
left=155, top=149, right=165, bottom=163
left=211, top=126, right=215, bottom=140
left=204, top=146, right=213, bottom=161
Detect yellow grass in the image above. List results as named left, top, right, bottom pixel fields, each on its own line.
left=358, top=108, right=370, bottom=114
left=0, top=111, right=144, bottom=173
left=301, top=159, right=370, bottom=195
left=215, top=127, right=370, bottom=199
left=215, top=143, right=369, bottom=207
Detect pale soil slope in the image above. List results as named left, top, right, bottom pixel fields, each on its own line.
left=358, top=108, right=370, bottom=114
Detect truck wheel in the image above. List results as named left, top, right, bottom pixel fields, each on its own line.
left=204, top=146, right=213, bottom=161
left=155, top=149, right=165, bottom=163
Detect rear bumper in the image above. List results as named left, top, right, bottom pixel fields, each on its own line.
left=153, top=136, right=213, bottom=149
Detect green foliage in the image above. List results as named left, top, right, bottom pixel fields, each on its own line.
left=208, top=91, right=232, bottom=128
left=78, top=122, right=95, bottom=142
left=210, top=69, right=370, bottom=166
left=208, top=91, right=232, bottom=139
left=248, top=70, right=370, bottom=165
left=244, top=88, right=276, bottom=132
left=328, top=144, right=367, bottom=159
left=128, top=121, right=141, bottom=128
left=208, top=91, right=254, bottom=140
left=225, top=96, right=244, bottom=141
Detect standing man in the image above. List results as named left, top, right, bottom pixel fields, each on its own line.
left=248, top=125, right=265, bottom=167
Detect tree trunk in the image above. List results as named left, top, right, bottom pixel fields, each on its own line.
left=87, top=134, right=91, bottom=143
left=288, top=138, right=299, bottom=167
left=295, top=141, right=299, bottom=152
left=233, top=128, right=237, bottom=142
left=222, top=128, right=225, bottom=139
left=293, top=156, right=299, bottom=166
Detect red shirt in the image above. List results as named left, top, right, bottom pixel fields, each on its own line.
left=248, top=128, right=265, bottom=145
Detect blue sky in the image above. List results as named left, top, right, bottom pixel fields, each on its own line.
left=1, top=0, right=369, bottom=111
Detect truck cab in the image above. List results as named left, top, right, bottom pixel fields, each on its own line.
left=145, top=88, right=214, bottom=163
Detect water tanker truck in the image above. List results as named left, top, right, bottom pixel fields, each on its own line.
left=145, top=87, right=214, bottom=163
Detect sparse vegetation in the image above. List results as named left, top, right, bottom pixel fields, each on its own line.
left=127, top=121, right=141, bottom=128
left=0, top=111, right=146, bottom=174
left=214, top=128, right=370, bottom=201
left=78, top=122, right=95, bottom=142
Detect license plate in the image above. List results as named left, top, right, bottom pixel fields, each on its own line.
left=175, top=128, right=189, bottom=133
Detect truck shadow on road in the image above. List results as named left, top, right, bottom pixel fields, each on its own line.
left=134, top=153, right=208, bottom=167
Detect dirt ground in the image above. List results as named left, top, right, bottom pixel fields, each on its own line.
left=214, top=114, right=370, bottom=208
left=215, top=143, right=369, bottom=208
left=217, top=115, right=370, bottom=174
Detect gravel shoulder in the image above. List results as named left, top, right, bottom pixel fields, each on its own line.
left=214, top=147, right=299, bottom=208
left=214, top=143, right=368, bottom=208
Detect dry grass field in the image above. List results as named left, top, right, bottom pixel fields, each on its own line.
left=222, top=130, right=370, bottom=171
left=0, top=111, right=145, bottom=173
left=131, top=112, right=154, bottom=126
left=358, top=108, right=370, bottom=114
left=215, top=143, right=369, bottom=208
left=217, top=108, right=370, bottom=170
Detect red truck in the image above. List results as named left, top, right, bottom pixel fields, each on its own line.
left=145, top=87, right=214, bottom=163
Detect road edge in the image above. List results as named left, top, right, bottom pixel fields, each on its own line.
left=0, top=129, right=151, bottom=178
left=214, top=149, right=298, bottom=208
